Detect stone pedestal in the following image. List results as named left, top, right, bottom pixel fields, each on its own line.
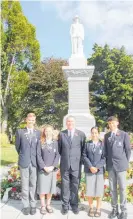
left=62, top=59, right=95, bottom=136
left=69, top=55, right=87, bottom=68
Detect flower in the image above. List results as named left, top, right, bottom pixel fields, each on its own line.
left=105, top=193, right=109, bottom=197
left=12, top=175, right=16, bottom=179
left=104, top=185, right=107, bottom=189
left=116, top=131, right=120, bottom=136
left=8, top=179, right=13, bottom=183
left=12, top=187, right=17, bottom=192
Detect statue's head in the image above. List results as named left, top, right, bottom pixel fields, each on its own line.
left=73, top=15, right=80, bottom=23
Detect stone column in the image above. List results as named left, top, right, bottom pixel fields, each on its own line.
left=62, top=57, right=95, bottom=136
left=62, top=16, right=95, bottom=136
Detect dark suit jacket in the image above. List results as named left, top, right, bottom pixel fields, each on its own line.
left=37, top=140, right=60, bottom=171
left=104, top=130, right=131, bottom=171
left=58, top=129, right=86, bottom=171
left=15, top=128, right=40, bottom=168
left=82, top=140, right=105, bottom=174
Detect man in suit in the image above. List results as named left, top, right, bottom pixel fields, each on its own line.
left=58, top=116, right=86, bottom=215
left=15, top=112, right=40, bottom=215
left=104, top=116, right=131, bottom=219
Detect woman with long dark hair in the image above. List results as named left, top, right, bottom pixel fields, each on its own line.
left=82, top=127, right=105, bottom=217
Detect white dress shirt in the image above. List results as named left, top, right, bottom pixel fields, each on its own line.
left=27, top=127, right=34, bottom=134
left=68, top=129, right=75, bottom=139
left=111, top=129, right=118, bottom=137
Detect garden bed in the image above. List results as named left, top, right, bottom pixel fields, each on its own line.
left=1, top=164, right=133, bottom=203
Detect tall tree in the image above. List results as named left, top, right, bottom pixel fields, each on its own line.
left=1, top=0, right=40, bottom=133
left=88, top=44, right=133, bottom=131
left=23, top=58, right=68, bottom=129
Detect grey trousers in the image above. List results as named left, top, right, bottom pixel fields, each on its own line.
left=108, top=167, right=127, bottom=212
left=61, top=168, right=80, bottom=209
left=20, top=163, right=37, bottom=208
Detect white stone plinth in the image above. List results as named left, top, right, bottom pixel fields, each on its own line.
left=69, top=56, right=87, bottom=68
left=62, top=65, right=95, bottom=136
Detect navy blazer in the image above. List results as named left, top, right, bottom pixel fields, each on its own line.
left=15, top=128, right=41, bottom=168
left=37, top=140, right=60, bottom=171
left=58, top=129, right=86, bottom=171
left=104, top=130, right=131, bottom=171
left=82, top=140, right=105, bottom=174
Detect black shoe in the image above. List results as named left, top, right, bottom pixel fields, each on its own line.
left=22, top=207, right=30, bottom=215
left=30, top=207, right=36, bottom=215
left=72, top=208, right=79, bottom=215
left=109, top=209, right=119, bottom=218
left=61, top=207, right=68, bottom=215
left=119, top=212, right=127, bottom=219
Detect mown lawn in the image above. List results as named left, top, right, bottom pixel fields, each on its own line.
left=1, top=146, right=18, bottom=166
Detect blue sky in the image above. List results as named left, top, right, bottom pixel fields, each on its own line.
left=20, top=1, right=94, bottom=60
left=20, top=1, right=133, bottom=61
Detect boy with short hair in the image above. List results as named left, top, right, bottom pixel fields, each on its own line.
left=15, top=112, right=40, bottom=215
left=104, top=116, right=131, bottom=219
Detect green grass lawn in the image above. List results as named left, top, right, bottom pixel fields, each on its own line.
left=1, top=146, right=18, bottom=166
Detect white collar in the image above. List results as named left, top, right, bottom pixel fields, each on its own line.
left=27, top=127, right=34, bottom=133
left=46, top=139, right=53, bottom=144
left=68, top=129, right=75, bottom=133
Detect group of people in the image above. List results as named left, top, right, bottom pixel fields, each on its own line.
left=15, top=112, right=131, bottom=219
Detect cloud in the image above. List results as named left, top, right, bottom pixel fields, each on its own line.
left=54, top=0, right=133, bottom=54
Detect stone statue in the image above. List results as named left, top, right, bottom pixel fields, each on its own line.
left=70, top=15, right=84, bottom=56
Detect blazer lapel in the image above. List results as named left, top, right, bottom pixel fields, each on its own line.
left=107, top=132, right=113, bottom=147
left=71, top=129, right=80, bottom=147
left=23, top=128, right=31, bottom=145
left=89, top=141, right=94, bottom=153
left=31, top=129, right=37, bottom=144
left=95, top=141, right=102, bottom=154
left=116, top=129, right=121, bottom=138
left=112, top=130, right=121, bottom=147
left=113, top=130, right=121, bottom=145
left=71, top=129, right=77, bottom=142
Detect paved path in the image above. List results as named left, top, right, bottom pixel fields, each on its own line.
left=1, top=200, right=133, bottom=219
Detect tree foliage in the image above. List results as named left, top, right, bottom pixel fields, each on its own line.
left=88, top=44, right=133, bottom=131
left=1, top=0, right=40, bottom=133
left=22, top=58, right=68, bottom=129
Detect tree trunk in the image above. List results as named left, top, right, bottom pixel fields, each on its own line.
left=1, top=106, right=8, bottom=133
left=1, top=54, right=15, bottom=133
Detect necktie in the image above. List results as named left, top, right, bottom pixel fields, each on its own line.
left=69, top=131, right=72, bottom=142
left=93, top=144, right=96, bottom=152
left=111, top=132, right=115, bottom=142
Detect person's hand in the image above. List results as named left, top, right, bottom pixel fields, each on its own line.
left=44, top=166, right=54, bottom=173
left=90, top=167, right=98, bottom=173
left=48, top=166, right=54, bottom=171
left=44, top=167, right=49, bottom=173
left=94, top=167, right=98, bottom=173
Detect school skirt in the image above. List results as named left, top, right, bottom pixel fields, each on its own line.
left=85, top=173, right=104, bottom=197
left=37, top=170, right=57, bottom=195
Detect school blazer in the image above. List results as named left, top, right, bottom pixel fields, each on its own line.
left=104, top=130, right=131, bottom=171
left=82, top=140, right=105, bottom=174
